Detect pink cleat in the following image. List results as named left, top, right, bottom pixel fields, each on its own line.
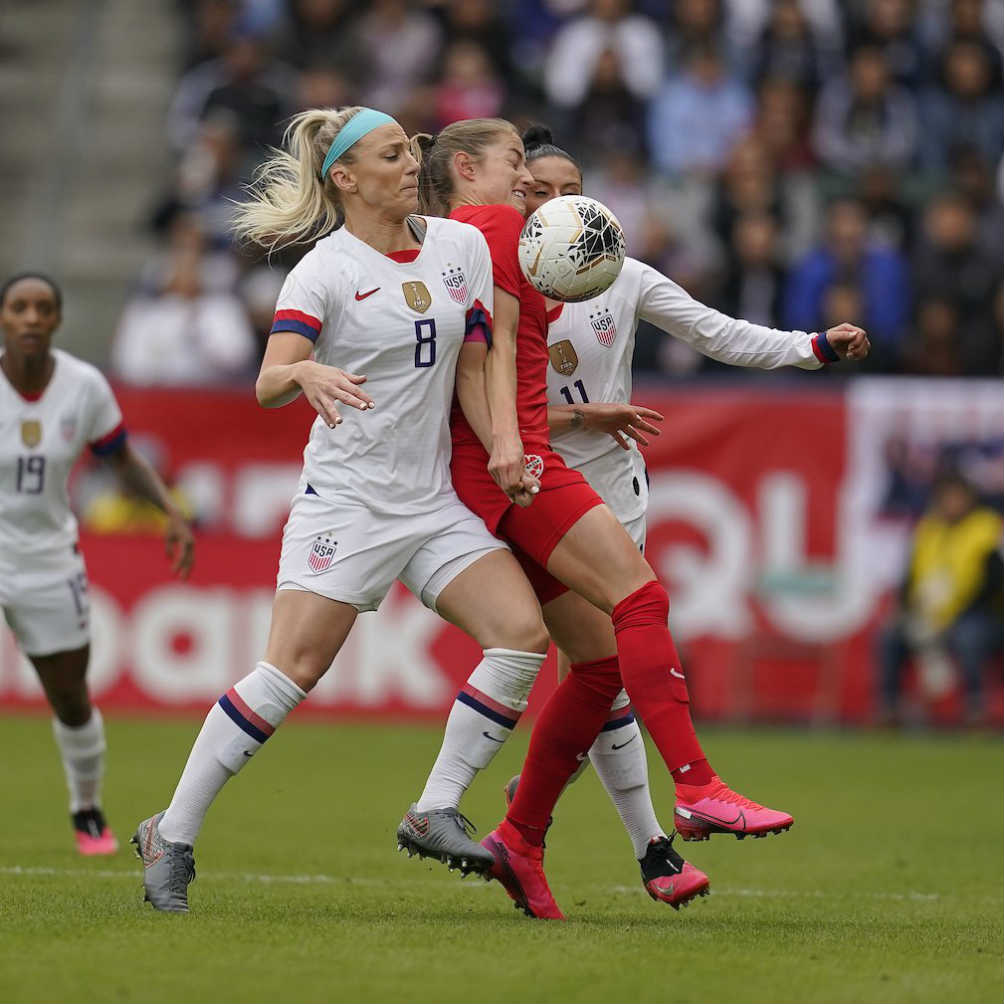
left=72, top=808, right=119, bottom=856
left=674, top=776, right=793, bottom=841
left=481, top=821, right=565, bottom=920
left=639, top=836, right=711, bottom=909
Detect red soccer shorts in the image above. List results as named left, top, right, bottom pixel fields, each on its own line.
left=451, top=441, right=604, bottom=604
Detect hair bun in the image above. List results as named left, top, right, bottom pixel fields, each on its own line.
left=521, top=123, right=554, bottom=151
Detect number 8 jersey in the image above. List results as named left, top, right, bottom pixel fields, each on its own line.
left=0, top=349, right=125, bottom=559
left=270, top=216, right=493, bottom=514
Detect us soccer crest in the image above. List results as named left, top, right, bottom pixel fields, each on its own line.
left=60, top=414, right=77, bottom=443
left=548, top=339, right=578, bottom=376
left=307, top=533, right=337, bottom=573
left=401, top=281, right=432, bottom=314
left=20, top=420, right=42, bottom=447
left=589, top=308, right=617, bottom=347
left=442, top=265, right=468, bottom=304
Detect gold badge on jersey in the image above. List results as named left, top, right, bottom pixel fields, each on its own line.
left=402, top=281, right=432, bottom=314
left=548, top=340, right=579, bottom=377
left=20, top=420, right=42, bottom=447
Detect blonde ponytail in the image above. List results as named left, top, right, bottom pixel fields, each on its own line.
left=231, top=106, right=363, bottom=253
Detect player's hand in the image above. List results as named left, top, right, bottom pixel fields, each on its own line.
left=296, top=361, right=374, bottom=429
left=165, top=509, right=195, bottom=579
left=580, top=403, right=664, bottom=450
left=824, top=323, right=871, bottom=362
left=489, top=435, right=538, bottom=507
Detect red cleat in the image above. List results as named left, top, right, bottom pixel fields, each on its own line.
left=639, top=836, right=710, bottom=909
left=72, top=808, right=119, bottom=856
left=674, top=776, right=793, bottom=841
left=481, top=822, right=565, bottom=920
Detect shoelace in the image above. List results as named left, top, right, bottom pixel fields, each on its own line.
left=702, top=781, right=765, bottom=811
left=169, top=847, right=196, bottom=893
left=447, top=809, right=478, bottom=838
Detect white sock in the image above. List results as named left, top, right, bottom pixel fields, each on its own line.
left=159, top=662, right=306, bottom=845
left=415, top=648, right=545, bottom=811
left=52, top=708, right=106, bottom=813
left=588, top=692, right=665, bottom=859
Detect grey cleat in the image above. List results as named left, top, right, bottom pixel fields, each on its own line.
left=396, top=803, right=495, bottom=876
left=131, top=811, right=196, bottom=913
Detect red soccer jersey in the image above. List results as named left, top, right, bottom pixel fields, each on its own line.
left=449, top=203, right=549, bottom=449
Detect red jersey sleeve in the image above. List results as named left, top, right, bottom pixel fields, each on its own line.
left=450, top=204, right=525, bottom=300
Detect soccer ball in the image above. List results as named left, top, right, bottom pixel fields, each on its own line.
left=518, top=195, right=626, bottom=302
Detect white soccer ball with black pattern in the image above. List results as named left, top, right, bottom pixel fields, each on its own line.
left=518, top=195, right=626, bottom=303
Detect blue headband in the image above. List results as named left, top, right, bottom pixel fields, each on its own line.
left=320, top=108, right=396, bottom=180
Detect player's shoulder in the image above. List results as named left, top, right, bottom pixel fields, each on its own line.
left=451, top=203, right=525, bottom=240
left=53, top=348, right=111, bottom=388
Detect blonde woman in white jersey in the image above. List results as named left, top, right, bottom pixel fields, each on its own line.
left=500, top=126, right=870, bottom=878
left=131, top=107, right=551, bottom=912
left=0, top=273, right=194, bottom=856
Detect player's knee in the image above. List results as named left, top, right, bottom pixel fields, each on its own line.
left=506, top=607, right=550, bottom=654
left=48, top=689, right=92, bottom=726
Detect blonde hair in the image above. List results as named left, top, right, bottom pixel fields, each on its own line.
left=231, top=106, right=363, bottom=253
left=410, top=118, right=520, bottom=217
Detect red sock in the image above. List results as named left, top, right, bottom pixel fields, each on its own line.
left=611, top=581, right=714, bottom=780
left=506, top=655, right=623, bottom=845
left=671, top=758, right=714, bottom=786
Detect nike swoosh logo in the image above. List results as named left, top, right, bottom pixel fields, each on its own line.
left=611, top=735, right=637, bottom=751
left=242, top=750, right=254, bottom=757
left=482, top=731, right=504, bottom=743
left=355, top=287, right=380, bottom=301
left=684, top=807, right=746, bottom=827
left=670, top=668, right=685, bottom=679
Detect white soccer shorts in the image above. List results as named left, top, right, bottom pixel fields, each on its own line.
left=1, top=544, right=90, bottom=656
left=276, top=487, right=508, bottom=613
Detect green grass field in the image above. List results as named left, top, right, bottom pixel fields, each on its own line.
left=1, top=713, right=1001, bottom=1004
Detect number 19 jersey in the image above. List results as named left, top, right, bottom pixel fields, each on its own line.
left=270, top=216, right=494, bottom=515
left=0, top=349, right=125, bottom=559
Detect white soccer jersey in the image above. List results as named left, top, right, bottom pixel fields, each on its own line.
left=269, top=217, right=493, bottom=515
left=0, top=348, right=125, bottom=558
left=546, top=257, right=822, bottom=515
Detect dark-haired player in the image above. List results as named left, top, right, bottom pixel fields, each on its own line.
left=1, top=273, right=194, bottom=853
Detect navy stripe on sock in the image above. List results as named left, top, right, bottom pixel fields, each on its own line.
left=218, top=693, right=270, bottom=744
left=455, top=691, right=518, bottom=730
left=600, top=712, right=636, bottom=732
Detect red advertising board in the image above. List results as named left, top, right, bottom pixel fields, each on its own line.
left=2, top=382, right=1000, bottom=724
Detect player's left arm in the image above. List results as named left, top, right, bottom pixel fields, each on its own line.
left=636, top=264, right=870, bottom=368
left=105, top=442, right=195, bottom=578
left=547, top=403, right=663, bottom=449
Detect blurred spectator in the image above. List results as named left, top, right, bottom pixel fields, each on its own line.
left=177, top=0, right=241, bottom=69
left=950, top=145, right=1004, bottom=266
left=784, top=197, right=910, bottom=360
left=544, top=0, right=665, bottom=114
left=717, top=211, right=784, bottom=328
left=167, top=23, right=296, bottom=156
left=711, top=136, right=781, bottom=248
left=750, top=0, right=824, bottom=92
left=849, top=0, right=925, bottom=87
left=812, top=43, right=918, bottom=175
left=433, top=40, right=505, bottom=127
left=294, top=63, right=354, bottom=113
left=271, top=0, right=361, bottom=71
left=919, top=38, right=1004, bottom=172
left=665, top=0, right=727, bottom=67
left=726, top=0, right=844, bottom=76
left=857, top=162, right=914, bottom=252
left=903, top=296, right=966, bottom=376
left=912, top=192, right=1001, bottom=374
left=430, top=0, right=515, bottom=83
left=647, top=43, right=754, bottom=178
left=239, top=266, right=289, bottom=364
left=875, top=471, right=1003, bottom=725
left=113, top=221, right=256, bottom=386
left=755, top=77, right=815, bottom=172
left=348, top=0, right=442, bottom=115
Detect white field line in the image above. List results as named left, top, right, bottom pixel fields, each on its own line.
left=0, top=865, right=950, bottom=902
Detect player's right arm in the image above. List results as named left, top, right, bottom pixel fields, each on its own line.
left=256, top=333, right=372, bottom=428
left=256, top=263, right=373, bottom=427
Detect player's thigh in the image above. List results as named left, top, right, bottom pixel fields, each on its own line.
left=546, top=504, right=655, bottom=614
left=543, top=588, right=617, bottom=665
left=264, top=589, right=357, bottom=691
left=403, top=504, right=549, bottom=653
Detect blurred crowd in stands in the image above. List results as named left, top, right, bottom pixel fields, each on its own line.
left=111, top=0, right=1004, bottom=385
